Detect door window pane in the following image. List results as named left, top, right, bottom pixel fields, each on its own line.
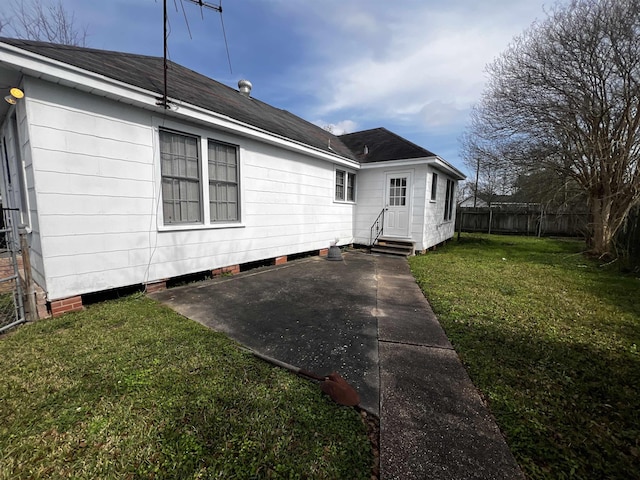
left=389, top=177, right=407, bottom=206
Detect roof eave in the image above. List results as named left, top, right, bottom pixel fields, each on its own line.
left=359, top=156, right=466, bottom=179
left=430, top=157, right=466, bottom=180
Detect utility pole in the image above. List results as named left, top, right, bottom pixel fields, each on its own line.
left=473, top=157, right=480, bottom=208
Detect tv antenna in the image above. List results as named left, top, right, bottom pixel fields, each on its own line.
left=160, top=0, right=232, bottom=109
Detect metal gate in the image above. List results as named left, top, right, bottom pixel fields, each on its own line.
left=0, top=207, right=25, bottom=334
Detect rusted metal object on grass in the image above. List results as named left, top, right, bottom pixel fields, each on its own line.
left=245, top=348, right=360, bottom=407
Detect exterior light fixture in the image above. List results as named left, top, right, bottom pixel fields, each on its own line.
left=10, top=88, right=24, bottom=99
left=3, top=87, right=24, bottom=104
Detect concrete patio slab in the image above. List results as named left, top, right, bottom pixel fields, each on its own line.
left=151, top=253, right=380, bottom=415
left=150, top=251, right=524, bottom=479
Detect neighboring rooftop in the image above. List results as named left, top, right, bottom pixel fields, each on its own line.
left=339, top=127, right=437, bottom=163
left=0, top=37, right=356, bottom=160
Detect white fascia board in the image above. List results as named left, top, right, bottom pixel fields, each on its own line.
left=359, top=157, right=435, bottom=170
left=430, top=157, right=466, bottom=180
left=360, top=155, right=465, bottom=180
left=0, top=41, right=358, bottom=169
left=167, top=100, right=360, bottom=169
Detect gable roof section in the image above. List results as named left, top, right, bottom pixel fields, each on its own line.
left=340, top=127, right=465, bottom=180
left=339, top=127, right=437, bottom=163
left=0, top=37, right=355, bottom=161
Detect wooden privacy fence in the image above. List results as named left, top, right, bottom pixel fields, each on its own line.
left=615, top=206, right=640, bottom=269
left=456, top=207, right=588, bottom=237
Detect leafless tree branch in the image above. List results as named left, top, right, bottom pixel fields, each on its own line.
left=0, top=0, right=88, bottom=46
left=463, top=0, right=640, bottom=255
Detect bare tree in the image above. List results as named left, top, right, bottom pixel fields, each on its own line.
left=465, top=0, right=640, bottom=256
left=461, top=130, right=517, bottom=206
left=0, top=0, right=88, bottom=46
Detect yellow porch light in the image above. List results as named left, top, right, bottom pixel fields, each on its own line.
left=9, top=87, right=24, bottom=99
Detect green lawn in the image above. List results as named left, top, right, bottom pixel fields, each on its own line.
left=0, top=295, right=372, bottom=479
left=409, top=234, right=640, bottom=479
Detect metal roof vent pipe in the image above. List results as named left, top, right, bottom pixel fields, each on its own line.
left=238, top=79, right=252, bottom=97
left=327, top=239, right=343, bottom=261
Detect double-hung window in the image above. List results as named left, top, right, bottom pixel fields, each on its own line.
left=335, top=169, right=356, bottom=202
left=160, top=129, right=202, bottom=224
left=444, top=179, right=455, bottom=221
left=159, top=127, right=241, bottom=227
left=208, top=140, right=239, bottom=222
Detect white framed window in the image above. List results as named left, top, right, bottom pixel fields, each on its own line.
left=430, top=173, right=438, bottom=202
left=208, top=140, right=239, bottom=222
left=335, top=168, right=356, bottom=202
left=157, top=123, right=243, bottom=229
left=160, top=129, right=202, bottom=224
left=444, top=179, right=455, bottom=221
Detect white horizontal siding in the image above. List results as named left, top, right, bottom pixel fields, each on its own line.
left=0, top=95, right=46, bottom=288
left=423, top=167, right=457, bottom=248
left=353, top=169, right=385, bottom=244
left=354, top=164, right=457, bottom=251
left=410, top=166, right=428, bottom=250
left=37, top=193, right=152, bottom=216
left=26, top=80, right=355, bottom=300
left=31, top=148, right=152, bottom=180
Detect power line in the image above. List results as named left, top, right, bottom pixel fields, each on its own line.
left=219, top=1, right=232, bottom=74
left=178, top=0, right=193, bottom=39
left=159, top=0, right=233, bottom=109
left=184, top=0, right=232, bottom=74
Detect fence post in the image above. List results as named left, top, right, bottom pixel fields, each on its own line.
left=19, top=226, right=38, bottom=321
left=488, top=208, right=493, bottom=235
left=538, top=205, right=544, bottom=238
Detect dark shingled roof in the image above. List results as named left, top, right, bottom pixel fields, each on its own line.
left=1, top=37, right=356, bottom=160
left=339, top=127, right=437, bottom=163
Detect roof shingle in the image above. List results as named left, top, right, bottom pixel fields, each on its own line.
left=339, top=127, right=437, bottom=163
left=1, top=37, right=356, bottom=160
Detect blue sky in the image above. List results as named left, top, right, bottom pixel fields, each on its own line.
left=63, top=0, right=559, bottom=177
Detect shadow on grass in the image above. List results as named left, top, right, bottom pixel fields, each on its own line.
left=439, top=315, right=640, bottom=479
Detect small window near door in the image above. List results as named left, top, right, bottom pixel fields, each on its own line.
left=389, top=177, right=407, bottom=206
left=335, top=169, right=356, bottom=202
left=430, top=173, right=438, bottom=201
left=444, top=179, right=455, bottom=221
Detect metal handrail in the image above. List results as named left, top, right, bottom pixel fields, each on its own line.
left=369, top=207, right=386, bottom=246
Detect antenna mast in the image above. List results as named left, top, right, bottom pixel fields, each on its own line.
left=162, top=0, right=168, bottom=108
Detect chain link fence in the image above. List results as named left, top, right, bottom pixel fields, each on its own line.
left=0, top=208, right=25, bottom=334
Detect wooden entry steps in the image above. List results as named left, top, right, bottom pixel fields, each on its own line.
left=371, top=238, right=415, bottom=256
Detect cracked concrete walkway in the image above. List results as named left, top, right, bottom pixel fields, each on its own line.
left=374, top=255, right=524, bottom=479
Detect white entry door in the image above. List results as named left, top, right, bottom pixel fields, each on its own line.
left=384, top=172, right=411, bottom=237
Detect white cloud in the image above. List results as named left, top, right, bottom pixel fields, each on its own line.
left=273, top=0, right=555, bottom=130
left=312, top=119, right=358, bottom=136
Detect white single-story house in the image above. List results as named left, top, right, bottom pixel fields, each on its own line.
left=0, top=38, right=464, bottom=316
